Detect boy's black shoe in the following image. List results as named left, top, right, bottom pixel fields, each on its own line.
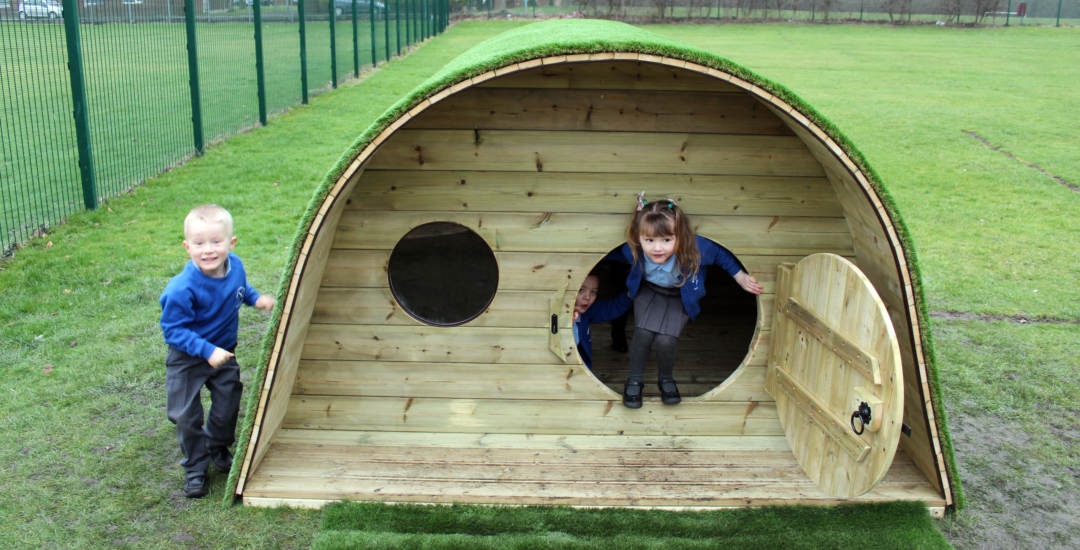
left=659, top=379, right=681, bottom=405
left=183, top=475, right=208, bottom=498
left=210, top=448, right=233, bottom=473
left=622, top=381, right=643, bottom=409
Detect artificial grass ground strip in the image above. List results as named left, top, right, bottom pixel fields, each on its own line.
left=311, top=501, right=951, bottom=550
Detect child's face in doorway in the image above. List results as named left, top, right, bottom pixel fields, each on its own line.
left=574, top=275, right=599, bottom=316
left=639, top=233, right=677, bottom=265
left=183, top=218, right=236, bottom=278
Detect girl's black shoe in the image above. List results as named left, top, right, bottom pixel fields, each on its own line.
left=622, top=381, right=643, bottom=409
left=659, top=379, right=681, bottom=405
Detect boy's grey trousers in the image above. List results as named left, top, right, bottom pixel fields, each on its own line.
left=165, top=347, right=243, bottom=479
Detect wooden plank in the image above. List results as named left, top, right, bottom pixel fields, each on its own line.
left=476, top=60, right=743, bottom=92
left=333, top=210, right=853, bottom=255
left=302, top=323, right=578, bottom=364
left=779, top=296, right=881, bottom=385
left=772, top=367, right=871, bottom=462
left=294, top=361, right=616, bottom=400
left=293, top=360, right=775, bottom=403
left=367, top=130, right=826, bottom=178
left=312, top=288, right=559, bottom=327
left=320, top=250, right=829, bottom=291
left=407, top=87, right=793, bottom=135
left=271, top=428, right=793, bottom=452
left=281, top=396, right=784, bottom=436
left=350, top=170, right=843, bottom=217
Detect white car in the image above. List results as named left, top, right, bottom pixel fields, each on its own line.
left=18, top=0, right=63, bottom=19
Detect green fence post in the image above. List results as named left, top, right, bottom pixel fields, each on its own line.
left=60, top=0, right=97, bottom=210
left=1056, top=0, right=1062, bottom=26
left=1006, top=0, right=1012, bottom=25
left=384, top=0, right=390, bottom=61
left=330, top=0, right=338, bottom=87
left=396, top=0, right=401, bottom=56
left=299, top=0, right=309, bottom=104
left=370, top=0, right=377, bottom=66
left=406, top=0, right=412, bottom=45
left=352, top=0, right=360, bottom=77
left=183, top=0, right=204, bottom=155
left=254, top=0, right=267, bottom=125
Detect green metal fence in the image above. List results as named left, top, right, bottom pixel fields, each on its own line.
left=459, top=0, right=1078, bottom=26
left=0, top=0, right=447, bottom=255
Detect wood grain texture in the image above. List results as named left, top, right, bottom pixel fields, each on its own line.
left=407, top=87, right=794, bottom=135
left=367, top=129, right=826, bottom=178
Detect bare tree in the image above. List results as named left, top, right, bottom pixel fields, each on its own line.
left=972, top=0, right=1002, bottom=22
left=881, top=0, right=911, bottom=22
left=939, top=0, right=963, bottom=22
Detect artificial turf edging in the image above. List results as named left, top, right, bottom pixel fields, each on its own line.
left=311, top=501, right=951, bottom=549
left=226, top=18, right=963, bottom=510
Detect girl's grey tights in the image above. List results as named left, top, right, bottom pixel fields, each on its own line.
left=627, top=327, right=678, bottom=384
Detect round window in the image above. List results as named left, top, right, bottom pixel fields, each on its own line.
left=387, top=222, right=498, bottom=326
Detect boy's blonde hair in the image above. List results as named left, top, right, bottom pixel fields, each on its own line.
left=184, top=204, right=234, bottom=238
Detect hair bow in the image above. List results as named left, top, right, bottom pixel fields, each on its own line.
left=636, top=190, right=648, bottom=211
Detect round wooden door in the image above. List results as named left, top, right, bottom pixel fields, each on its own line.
left=765, top=253, right=904, bottom=497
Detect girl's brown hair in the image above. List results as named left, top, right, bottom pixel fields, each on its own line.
left=626, top=198, right=700, bottom=285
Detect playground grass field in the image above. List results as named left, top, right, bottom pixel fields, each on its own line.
left=0, top=20, right=1076, bottom=549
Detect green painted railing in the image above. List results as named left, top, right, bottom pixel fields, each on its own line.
left=0, top=0, right=449, bottom=255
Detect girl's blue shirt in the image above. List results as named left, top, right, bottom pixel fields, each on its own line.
left=614, top=235, right=742, bottom=320
left=643, top=254, right=682, bottom=288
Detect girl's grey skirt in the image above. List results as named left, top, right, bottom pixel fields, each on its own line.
left=633, top=281, right=689, bottom=337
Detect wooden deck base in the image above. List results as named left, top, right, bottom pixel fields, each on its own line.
left=242, top=429, right=945, bottom=510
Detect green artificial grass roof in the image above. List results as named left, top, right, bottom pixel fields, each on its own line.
left=226, top=18, right=963, bottom=510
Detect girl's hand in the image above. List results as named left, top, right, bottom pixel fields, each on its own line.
left=255, top=295, right=276, bottom=311
left=734, top=271, right=764, bottom=295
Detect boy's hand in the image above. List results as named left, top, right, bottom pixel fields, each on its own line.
left=208, top=347, right=235, bottom=368
left=734, top=271, right=764, bottom=295
left=255, top=295, right=276, bottom=311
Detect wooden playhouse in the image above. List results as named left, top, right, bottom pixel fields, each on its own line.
left=229, top=20, right=961, bottom=514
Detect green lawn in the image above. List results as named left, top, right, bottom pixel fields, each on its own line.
left=0, top=20, right=1077, bottom=549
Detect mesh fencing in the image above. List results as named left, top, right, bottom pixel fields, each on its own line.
left=457, top=0, right=1078, bottom=25
left=0, top=0, right=448, bottom=255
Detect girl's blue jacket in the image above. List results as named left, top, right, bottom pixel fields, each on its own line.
left=574, top=293, right=632, bottom=369
left=613, top=236, right=742, bottom=321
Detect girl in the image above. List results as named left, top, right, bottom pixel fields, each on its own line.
left=615, top=193, right=763, bottom=408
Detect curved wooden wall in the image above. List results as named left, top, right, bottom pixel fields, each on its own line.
left=236, top=54, right=950, bottom=508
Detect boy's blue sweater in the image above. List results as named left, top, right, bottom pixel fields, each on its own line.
left=159, top=253, right=260, bottom=360
left=575, top=293, right=632, bottom=369
left=614, top=236, right=742, bottom=320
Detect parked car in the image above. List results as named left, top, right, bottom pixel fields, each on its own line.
left=333, top=0, right=384, bottom=17
left=18, top=0, right=63, bottom=19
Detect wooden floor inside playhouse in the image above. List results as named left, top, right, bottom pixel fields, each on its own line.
left=242, top=429, right=945, bottom=511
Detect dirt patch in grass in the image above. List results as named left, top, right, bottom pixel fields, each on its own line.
left=963, top=130, right=1079, bottom=193
left=938, top=409, right=1080, bottom=549
left=932, top=311, right=1080, bottom=325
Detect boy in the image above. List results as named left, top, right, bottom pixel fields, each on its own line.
left=573, top=272, right=631, bottom=369
left=159, top=205, right=275, bottom=498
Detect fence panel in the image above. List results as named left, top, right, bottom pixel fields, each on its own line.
left=0, top=17, right=81, bottom=250
left=0, top=0, right=447, bottom=255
